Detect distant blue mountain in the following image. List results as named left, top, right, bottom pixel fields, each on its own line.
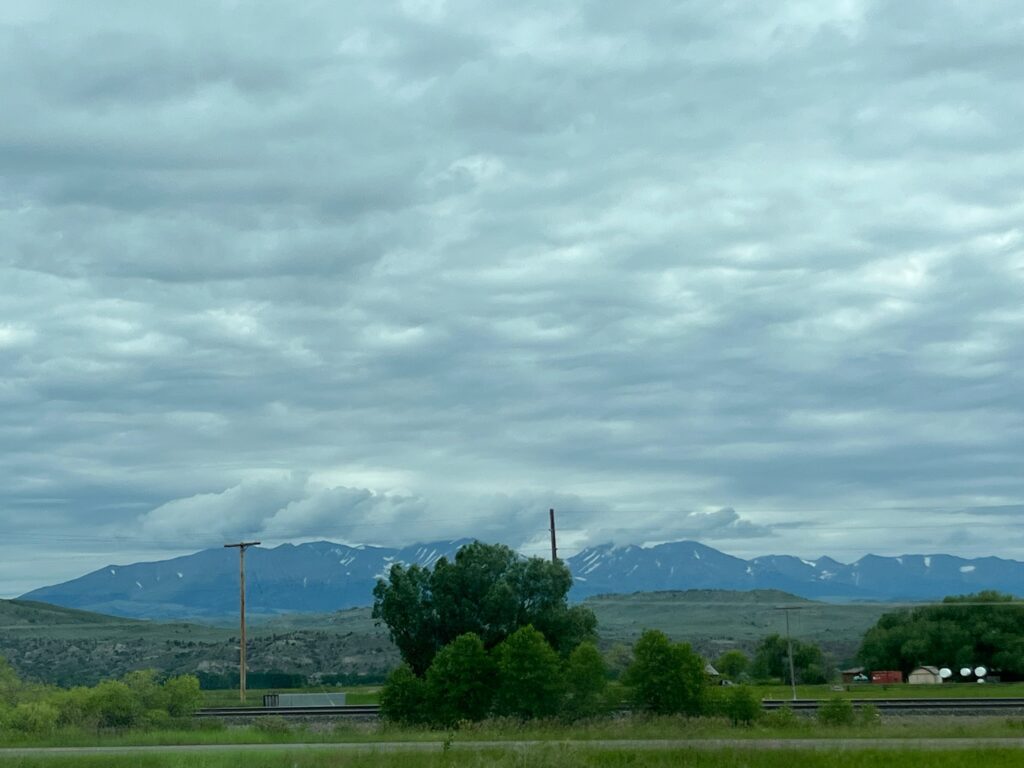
left=21, top=539, right=1024, bottom=620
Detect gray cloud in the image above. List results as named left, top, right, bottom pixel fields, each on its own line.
left=2, top=0, right=1024, bottom=595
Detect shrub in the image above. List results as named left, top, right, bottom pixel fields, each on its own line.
left=722, top=686, right=761, bottom=725
left=6, top=702, right=58, bottom=735
left=859, top=703, right=880, bottom=726
left=379, top=664, right=428, bottom=725
left=762, top=704, right=799, bottom=729
left=625, top=630, right=706, bottom=716
left=492, top=626, right=565, bottom=720
left=817, top=697, right=855, bottom=726
left=52, top=687, right=96, bottom=728
left=425, top=633, right=496, bottom=727
left=564, top=642, right=608, bottom=720
left=162, top=675, right=202, bottom=717
left=88, top=680, right=140, bottom=728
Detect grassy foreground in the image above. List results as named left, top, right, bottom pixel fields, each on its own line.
left=5, top=714, right=1024, bottom=749
left=4, top=747, right=1024, bottom=768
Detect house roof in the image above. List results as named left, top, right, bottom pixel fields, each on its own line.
left=911, top=666, right=941, bottom=675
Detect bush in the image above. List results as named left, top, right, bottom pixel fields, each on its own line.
left=379, top=664, right=428, bottom=726
left=722, top=686, right=761, bottom=725
left=162, top=675, right=202, bottom=717
left=859, top=703, right=880, bottom=726
left=564, top=642, right=608, bottom=720
left=817, top=697, right=855, bottom=726
left=762, top=704, right=799, bottom=729
left=625, top=630, right=706, bottom=716
left=492, top=626, right=565, bottom=720
left=6, top=702, right=58, bottom=735
left=88, top=680, right=140, bottom=728
left=425, top=633, right=495, bottom=727
left=51, top=687, right=95, bottom=728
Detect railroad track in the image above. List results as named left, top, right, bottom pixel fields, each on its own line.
left=196, top=704, right=381, bottom=718
left=196, top=697, right=1024, bottom=719
left=763, top=697, right=1024, bottom=711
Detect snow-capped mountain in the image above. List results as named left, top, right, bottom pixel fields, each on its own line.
left=565, top=543, right=1024, bottom=600
left=20, top=538, right=1024, bottom=620
left=20, top=540, right=471, bottom=620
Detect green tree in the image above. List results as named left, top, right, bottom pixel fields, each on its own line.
left=0, top=656, right=22, bottom=706
left=424, top=633, right=495, bottom=727
left=564, top=641, right=608, bottom=720
left=379, top=664, right=428, bottom=725
left=492, top=625, right=565, bottom=720
left=373, top=541, right=596, bottom=675
left=858, top=592, right=1024, bottom=678
left=722, top=686, right=761, bottom=725
left=751, top=634, right=827, bottom=684
left=715, top=650, right=749, bottom=681
left=625, top=630, right=706, bottom=716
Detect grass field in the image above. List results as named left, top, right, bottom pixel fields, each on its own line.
left=3, top=746, right=1024, bottom=768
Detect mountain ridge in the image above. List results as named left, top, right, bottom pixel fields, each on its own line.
left=20, top=538, right=1024, bottom=620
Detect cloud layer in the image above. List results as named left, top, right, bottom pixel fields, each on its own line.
left=2, top=1, right=1024, bottom=595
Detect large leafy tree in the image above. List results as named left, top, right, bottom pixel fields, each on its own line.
left=373, top=541, right=596, bottom=675
left=492, top=625, right=565, bottom=719
left=858, top=591, right=1024, bottom=678
left=750, top=634, right=827, bottom=684
left=625, top=629, right=706, bottom=716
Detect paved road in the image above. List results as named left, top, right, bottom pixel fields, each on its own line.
left=4, top=738, right=1024, bottom=756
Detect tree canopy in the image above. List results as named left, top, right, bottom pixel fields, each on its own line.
left=372, top=541, right=597, bottom=675
left=750, top=634, right=827, bottom=684
left=858, top=591, right=1024, bottom=678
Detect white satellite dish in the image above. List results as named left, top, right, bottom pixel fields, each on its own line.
left=939, top=668, right=952, bottom=679
left=974, top=666, right=988, bottom=677
left=960, top=667, right=972, bottom=677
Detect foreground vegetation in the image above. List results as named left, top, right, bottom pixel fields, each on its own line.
left=0, top=751, right=1022, bottom=768
left=4, top=746, right=1024, bottom=768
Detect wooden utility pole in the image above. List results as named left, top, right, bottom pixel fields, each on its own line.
left=224, top=541, right=260, bottom=702
left=549, top=508, right=558, bottom=563
left=775, top=606, right=801, bottom=701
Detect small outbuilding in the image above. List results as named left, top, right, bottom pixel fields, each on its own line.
left=908, top=666, right=943, bottom=685
left=841, top=667, right=866, bottom=684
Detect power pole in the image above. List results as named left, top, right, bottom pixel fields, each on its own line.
left=224, top=541, right=260, bottom=703
left=775, top=606, right=801, bottom=701
left=549, top=508, right=558, bottom=563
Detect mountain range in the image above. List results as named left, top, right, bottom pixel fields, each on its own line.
left=21, top=539, right=1024, bottom=620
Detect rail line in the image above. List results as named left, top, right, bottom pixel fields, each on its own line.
left=196, top=698, right=1024, bottom=719
left=764, top=697, right=1024, bottom=711
left=196, top=705, right=381, bottom=718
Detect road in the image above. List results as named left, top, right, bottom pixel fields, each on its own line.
left=4, top=738, right=1024, bottom=756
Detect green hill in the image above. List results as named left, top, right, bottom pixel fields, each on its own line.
left=0, top=590, right=892, bottom=686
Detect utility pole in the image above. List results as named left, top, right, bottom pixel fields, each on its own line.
left=776, top=606, right=801, bottom=702
left=549, top=508, right=558, bottom=563
left=224, top=541, right=260, bottom=703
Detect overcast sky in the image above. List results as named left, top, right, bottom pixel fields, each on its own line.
left=2, top=1, right=1023, bottom=596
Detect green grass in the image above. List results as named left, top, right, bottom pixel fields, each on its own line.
left=6, top=713, right=1024, bottom=749
left=753, top=682, right=1024, bottom=699
left=3, top=747, right=1024, bottom=768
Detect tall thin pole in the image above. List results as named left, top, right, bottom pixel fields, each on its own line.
left=778, top=606, right=802, bottom=704
left=225, top=541, right=260, bottom=702
left=549, top=508, right=558, bottom=563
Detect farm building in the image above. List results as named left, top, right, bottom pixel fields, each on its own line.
left=908, top=666, right=943, bottom=685
left=841, top=667, right=868, bottom=684
left=871, top=670, right=903, bottom=684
